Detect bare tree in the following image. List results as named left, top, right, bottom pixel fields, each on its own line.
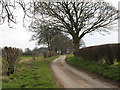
left=0, top=0, right=16, bottom=27
left=32, top=0, right=118, bottom=56
left=0, top=0, right=35, bottom=27
left=0, top=0, right=119, bottom=56
left=29, top=19, right=60, bottom=51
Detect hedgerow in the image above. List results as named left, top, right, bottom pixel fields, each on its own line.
left=78, top=43, right=120, bottom=64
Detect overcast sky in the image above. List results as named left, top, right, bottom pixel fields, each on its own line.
left=0, top=0, right=119, bottom=51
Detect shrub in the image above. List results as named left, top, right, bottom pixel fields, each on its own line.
left=2, top=47, right=21, bottom=76
left=31, top=51, right=39, bottom=60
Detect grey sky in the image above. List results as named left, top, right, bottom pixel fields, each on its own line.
left=0, top=0, right=119, bottom=51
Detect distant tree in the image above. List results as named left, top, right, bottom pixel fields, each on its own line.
left=19, top=49, right=23, bottom=55
left=38, top=47, right=48, bottom=55
left=29, top=20, right=60, bottom=51
left=51, top=33, right=73, bottom=54
left=52, top=33, right=85, bottom=54
left=24, top=48, right=31, bottom=53
left=32, top=47, right=39, bottom=53
left=23, top=48, right=31, bottom=56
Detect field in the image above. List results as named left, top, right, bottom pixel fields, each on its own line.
left=66, top=55, right=120, bottom=83
left=20, top=56, right=43, bottom=59
left=2, top=56, right=59, bottom=88
left=20, top=56, right=33, bottom=59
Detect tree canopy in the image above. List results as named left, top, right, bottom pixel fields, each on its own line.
left=32, top=0, right=118, bottom=56
left=0, top=0, right=119, bottom=56
left=29, top=19, right=61, bottom=51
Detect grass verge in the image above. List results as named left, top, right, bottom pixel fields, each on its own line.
left=2, top=56, right=59, bottom=88
left=19, top=56, right=43, bottom=61
left=66, top=55, right=120, bottom=83
left=20, top=56, right=32, bottom=59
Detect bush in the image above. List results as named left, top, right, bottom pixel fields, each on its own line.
left=31, top=51, right=39, bottom=60
left=2, top=47, right=21, bottom=76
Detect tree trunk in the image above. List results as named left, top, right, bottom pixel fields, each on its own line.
left=61, top=50, right=63, bottom=55
left=48, top=43, right=50, bottom=51
left=54, top=48, right=58, bottom=53
left=73, top=38, right=80, bottom=57
left=7, top=67, right=14, bottom=76
left=48, top=43, right=52, bottom=51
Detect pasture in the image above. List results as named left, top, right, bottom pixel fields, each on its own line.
left=2, top=56, right=59, bottom=88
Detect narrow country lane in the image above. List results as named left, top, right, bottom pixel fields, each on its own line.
left=51, top=55, right=118, bottom=88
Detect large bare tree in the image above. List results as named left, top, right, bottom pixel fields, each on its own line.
left=32, top=0, right=118, bottom=56
left=0, top=0, right=119, bottom=56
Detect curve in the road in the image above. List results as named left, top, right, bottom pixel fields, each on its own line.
left=51, top=55, right=118, bottom=88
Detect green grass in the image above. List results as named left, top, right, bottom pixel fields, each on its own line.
left=3, top=56, right=59, bottom=88
left=66, top=55, right=120, bottom=82
left=20, top=56, right=33, bottom=59
left=20, top=56, right=43, bottom=60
